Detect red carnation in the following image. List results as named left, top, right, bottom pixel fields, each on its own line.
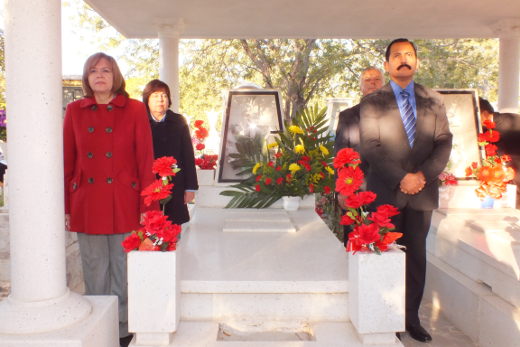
left=265, top=177, right=272, bottom=185
left=122, top=232, right=142, bottom=252
left=345, top=191, right=377, bottom=209
left=324, top=186, right=331, bottom=194
left=340, top=214, right=356, bottom=226
left=194, top=120, right=204, bottom=127
left=335, top=166, right=364, bottom=196
left=195, top=127, right=209, bottom=140
left=256, top=175, right=262, bottom=182
left=482, top=119, right=495, bottom=129
left=308, top=183, right=314, bottom=193
left=485, top=143, right=497, bottom=156
left=255, top=184, right=261, bottom=192
left=367, top=211, right=395, bottom=229
left=141, top=180, right=174, bottom=206
left=196, top=143, right=205, bottom=151
left=333, top=148, right=361, bottom=169
left=484, top=130, right=500, bottom=143
left=376, top=204, right=400, bottom=218
left=276, top=177, right=284, bottom=185
left=152, top=156, right=177, bottom=177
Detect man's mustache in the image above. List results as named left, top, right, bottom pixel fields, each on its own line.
left=397, top=64, right=412, bottom=70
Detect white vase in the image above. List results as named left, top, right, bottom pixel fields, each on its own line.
left=282, top=196, right=301, bottom=211
left=348, top=246, right=405, bottom=344
left=196, top=168, right=215, bottom=186
left=128, top=250, right=180, bottom=345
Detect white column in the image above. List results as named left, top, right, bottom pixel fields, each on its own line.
left=493, top=19, right=520, bottom=113
left=0, top=0, right=91, bottom=334
left=159, top=21, right=184, bottom=113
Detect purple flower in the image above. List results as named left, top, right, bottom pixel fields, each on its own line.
left=0, top=110, right=6, bottom=128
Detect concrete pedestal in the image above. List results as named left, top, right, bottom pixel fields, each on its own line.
left=0, top=296, right=119, bottom=347
left=128, top=251, right=180, bottom=346
left=348, top=248, right=405, bottom=344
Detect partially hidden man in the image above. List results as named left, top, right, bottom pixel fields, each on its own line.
left=359, top=39, right=452, bottom=343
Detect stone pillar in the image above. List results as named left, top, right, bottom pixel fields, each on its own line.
left=493, top=19, right=520, bottom=113
left=0, top=0, right=91, bottom=333
left=159, top=21, right=184, bottom=113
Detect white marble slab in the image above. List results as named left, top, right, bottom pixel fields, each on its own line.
left=429, top=208, right=520, bottom=306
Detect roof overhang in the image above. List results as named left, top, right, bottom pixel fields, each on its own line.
left=85, top=0, right=520, bottom=39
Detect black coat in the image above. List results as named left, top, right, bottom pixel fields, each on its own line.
left=149, top=110, right=198, bottom=224
left=334, top=103, right=369, bottom=174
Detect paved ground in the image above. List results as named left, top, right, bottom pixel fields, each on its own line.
left=401, top=300, right=477, bottom=347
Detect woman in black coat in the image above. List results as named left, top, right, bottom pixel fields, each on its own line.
left=143, top=79, right=198, bottom=224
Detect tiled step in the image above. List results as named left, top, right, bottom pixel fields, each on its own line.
left=130, top=321, right=402, bottom=347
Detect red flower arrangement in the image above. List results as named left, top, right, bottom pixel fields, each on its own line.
left=438, top=171, right=458, bottom=186
left=335, top=148, right=402, bottom=254
left=122, top=156, right=182, bottom=252
left=193, top=119, right=218, bottom=170
left=465, top=120, right=515, bottom=199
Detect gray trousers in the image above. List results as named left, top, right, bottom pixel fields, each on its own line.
left=77, top=232, right=130, bottom=338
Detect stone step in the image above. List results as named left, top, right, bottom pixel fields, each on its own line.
left=130, top=321, right=402, bottom=347
left=180, top=291, right=349, bottom=321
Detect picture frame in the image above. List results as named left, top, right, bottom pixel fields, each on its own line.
left=218, top=90, right=284, bottom=182
left=436, top=89, right=482, bottom=178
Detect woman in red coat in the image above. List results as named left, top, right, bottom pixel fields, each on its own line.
left=63, top=52, right=156, bottom=346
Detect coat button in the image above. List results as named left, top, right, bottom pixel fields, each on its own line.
left=131, top=182, right=137, bottom=188
left=88, top=177, right=95, bottom=184
left=88, top=127, right=94, bottom=133
left=90, top=105, right=97, bottom=111
left=106, top=177, right=113, bottom=184
left=105, top=152, right=112, bottom=158
left=72, top=182, right=77, bottom=190
left=107, top=105, right=113, bottom=111
left=105, top=127, right=113, bottom=133
left=87, top=152, right=93, bottom=158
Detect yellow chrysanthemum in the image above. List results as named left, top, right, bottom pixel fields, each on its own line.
left=319, top=145, right=329, bottom=156
left=312, top=173, right=323, bottom=183
left=325, top=166, right=334, bottom=175
left=252, top=162, right=262, bottom=174
left=288, top=125, right=304, bottom=134
left=294, top=144, right=305, bottom=154
left=267, top=142, right=278, bottom=149
left=288, top=163, right=301, bottom=172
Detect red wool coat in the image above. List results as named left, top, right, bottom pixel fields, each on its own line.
left=64, top=94, right=157, bottom=235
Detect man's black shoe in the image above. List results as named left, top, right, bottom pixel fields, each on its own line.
left=395, top=332, right=402, bottom=341
left=119, top=334, right=133, bottom=347
left=406, top=324, right=432, bottom=342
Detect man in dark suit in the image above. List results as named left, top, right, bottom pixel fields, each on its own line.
left=335, top=67, right=383, bottom=243
left=479, top=97, right=520, bottom=209
left=359, top=39, right=453, bottom=342
left=334, top=66, right=384, bottom=170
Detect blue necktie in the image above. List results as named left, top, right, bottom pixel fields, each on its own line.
left=400, top=90, right=416, bottom=147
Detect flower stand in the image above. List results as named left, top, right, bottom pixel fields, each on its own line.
left=348, top=247, right=405, bottom=344
left=196, top=169, right=215, bottom=186
left=282, top=196, right=300, bottom=211
left=128, top=250, right=180, bottom=345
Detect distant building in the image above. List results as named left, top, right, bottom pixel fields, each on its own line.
left=62, top=75, right=83, bottom=112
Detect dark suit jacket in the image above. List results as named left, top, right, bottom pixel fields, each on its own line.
left=359, top=83, right=452, bottom=211
left=494, top=112, right=520, bottom=208
left=149, top=110, right=199, bottom=224
left=334, top=104, right=368, bottom=174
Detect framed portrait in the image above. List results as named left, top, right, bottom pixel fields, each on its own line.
left=218, top=90, right=283, bottom=182
left=326, top=98, right=353, bottom=133
left=436, top=89, right=482, bottom=178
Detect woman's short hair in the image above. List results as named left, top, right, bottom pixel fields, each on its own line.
left=82, top=52, right=128, bottom=98
left=142, top=79, right=172, bottom=112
